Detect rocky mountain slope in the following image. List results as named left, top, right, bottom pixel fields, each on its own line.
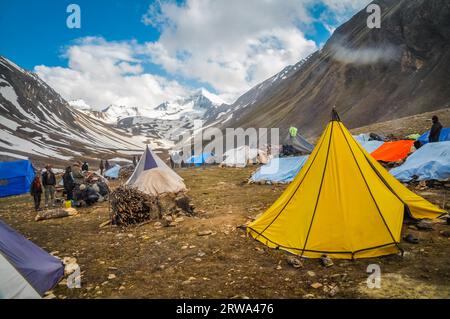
left=0, top=56, right=148, bottom=164
left=221, top=0, right=450, bottom=139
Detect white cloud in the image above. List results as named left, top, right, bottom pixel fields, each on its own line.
left=35, top=37, right=188, bottom=110
left=142, top=0, right=319, bottom=99
left=35, top=1, right=371, bottom=109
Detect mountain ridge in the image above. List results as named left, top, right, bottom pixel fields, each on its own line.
left=219, top=0, right=450, bottom=139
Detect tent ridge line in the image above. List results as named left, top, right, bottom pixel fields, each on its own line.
left=300, top=121, right=335, bottom=258
left=248, top=227, right=397, bottom=256
left=253, top=123, right=330, bottom=240
left=337, top=122, right=403, bottom=254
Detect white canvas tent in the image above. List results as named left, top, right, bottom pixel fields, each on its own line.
left=221, top=146, right=269, bottom=168
left=126, top=146, right=187, bottom=196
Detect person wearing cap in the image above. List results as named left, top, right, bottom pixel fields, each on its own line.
left=41, top=164, right=56, bottom=207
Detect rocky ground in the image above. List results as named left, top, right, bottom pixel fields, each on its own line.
left=0, top=166, right=449, bottom=299
left=351, top=108, right=450, bottom=139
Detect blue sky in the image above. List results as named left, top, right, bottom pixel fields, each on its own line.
left=0, top=0, right=369, bottom=108
left=0, top=1, right=159, bottom=69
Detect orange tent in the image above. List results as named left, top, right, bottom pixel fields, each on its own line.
left=371, top=140, right=414, bottom=162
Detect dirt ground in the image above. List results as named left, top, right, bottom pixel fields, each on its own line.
left=0, top=166, right=449, bottom=299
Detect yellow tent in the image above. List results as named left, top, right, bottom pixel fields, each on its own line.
left=247, top=110, right=445, bottom=259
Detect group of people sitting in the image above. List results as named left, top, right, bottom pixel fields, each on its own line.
left=30, top=161, right=109, bottom=211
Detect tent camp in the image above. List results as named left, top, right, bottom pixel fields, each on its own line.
left=390, top=141, right=450, bottom=182
left=0, top=219, right=64, bottom=298
left=418, top=127, right=450, bottom=144
left=221, top=146, right=269, bottom=168
left=371, top=140, right=415, bottom=162
left=283, top=132, right=314, bottom=154
left=247, top=109, right=445, bottom=259
left=250, top=156, right=309, bottom=184
left=104, top=164, right=121, bottom=179
left=0, top=160, right=35, bottom=198
left=126, top=145, right=187, bottom=196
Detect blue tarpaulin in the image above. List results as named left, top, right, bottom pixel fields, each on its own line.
left=0, top=219, right=64, bottom=298
left=250, top=156, right=309, bottom=184
left=186, top=153, right=214, bottom=167
left=390, top=141, right=450, bottom=181
left=0, top=160, right=35, bottom=198
left=418, top=127, right=450, bottom=144
left=104, top=164, right=121, bottom=179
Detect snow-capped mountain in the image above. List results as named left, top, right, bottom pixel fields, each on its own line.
left=150, top=88, right=226, bottom=121
left=0, top=56, right=157, bottom=164
left=111, top=89, right=227, bottom=143
left=69, top=88, right=227, bottom=126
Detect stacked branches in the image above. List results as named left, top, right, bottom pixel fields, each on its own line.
left=110, top=186, right=195, bottom=226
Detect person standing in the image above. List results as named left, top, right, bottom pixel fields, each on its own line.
left=132, top=156, right=137, bottom=167
left=62, top=166, right=75, bottom=200
left=42, top=165, right=56, bottom=208
left=99, top=160, right=105, bottom=175
left=429, top=115, right=443, bottom=143
left=30, top=172, right=43, bottom=211
left=105, top=160, right=111, bottom=171
left=169, top=152, right=175, bottom=169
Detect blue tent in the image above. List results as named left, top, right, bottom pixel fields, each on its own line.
left=250, top=156, right=309, bottom=184
left=390, top=141, right=450, bottom=181
left=104, top=164, right=121, bottom=179
left=186, top=153, right=214, bottom=167
left=0, top=160, right=35, bottom=198
left=418, top=127, right=450, bottom=144
left=0, top=219, right=64, bottom=298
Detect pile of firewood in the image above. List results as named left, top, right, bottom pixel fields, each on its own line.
left=110, top=186, right=195, bottom=226
left=119, top=165, right=135, bottom=180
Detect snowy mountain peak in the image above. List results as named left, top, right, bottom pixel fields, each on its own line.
left=190, top=88, right=226, bottom=106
